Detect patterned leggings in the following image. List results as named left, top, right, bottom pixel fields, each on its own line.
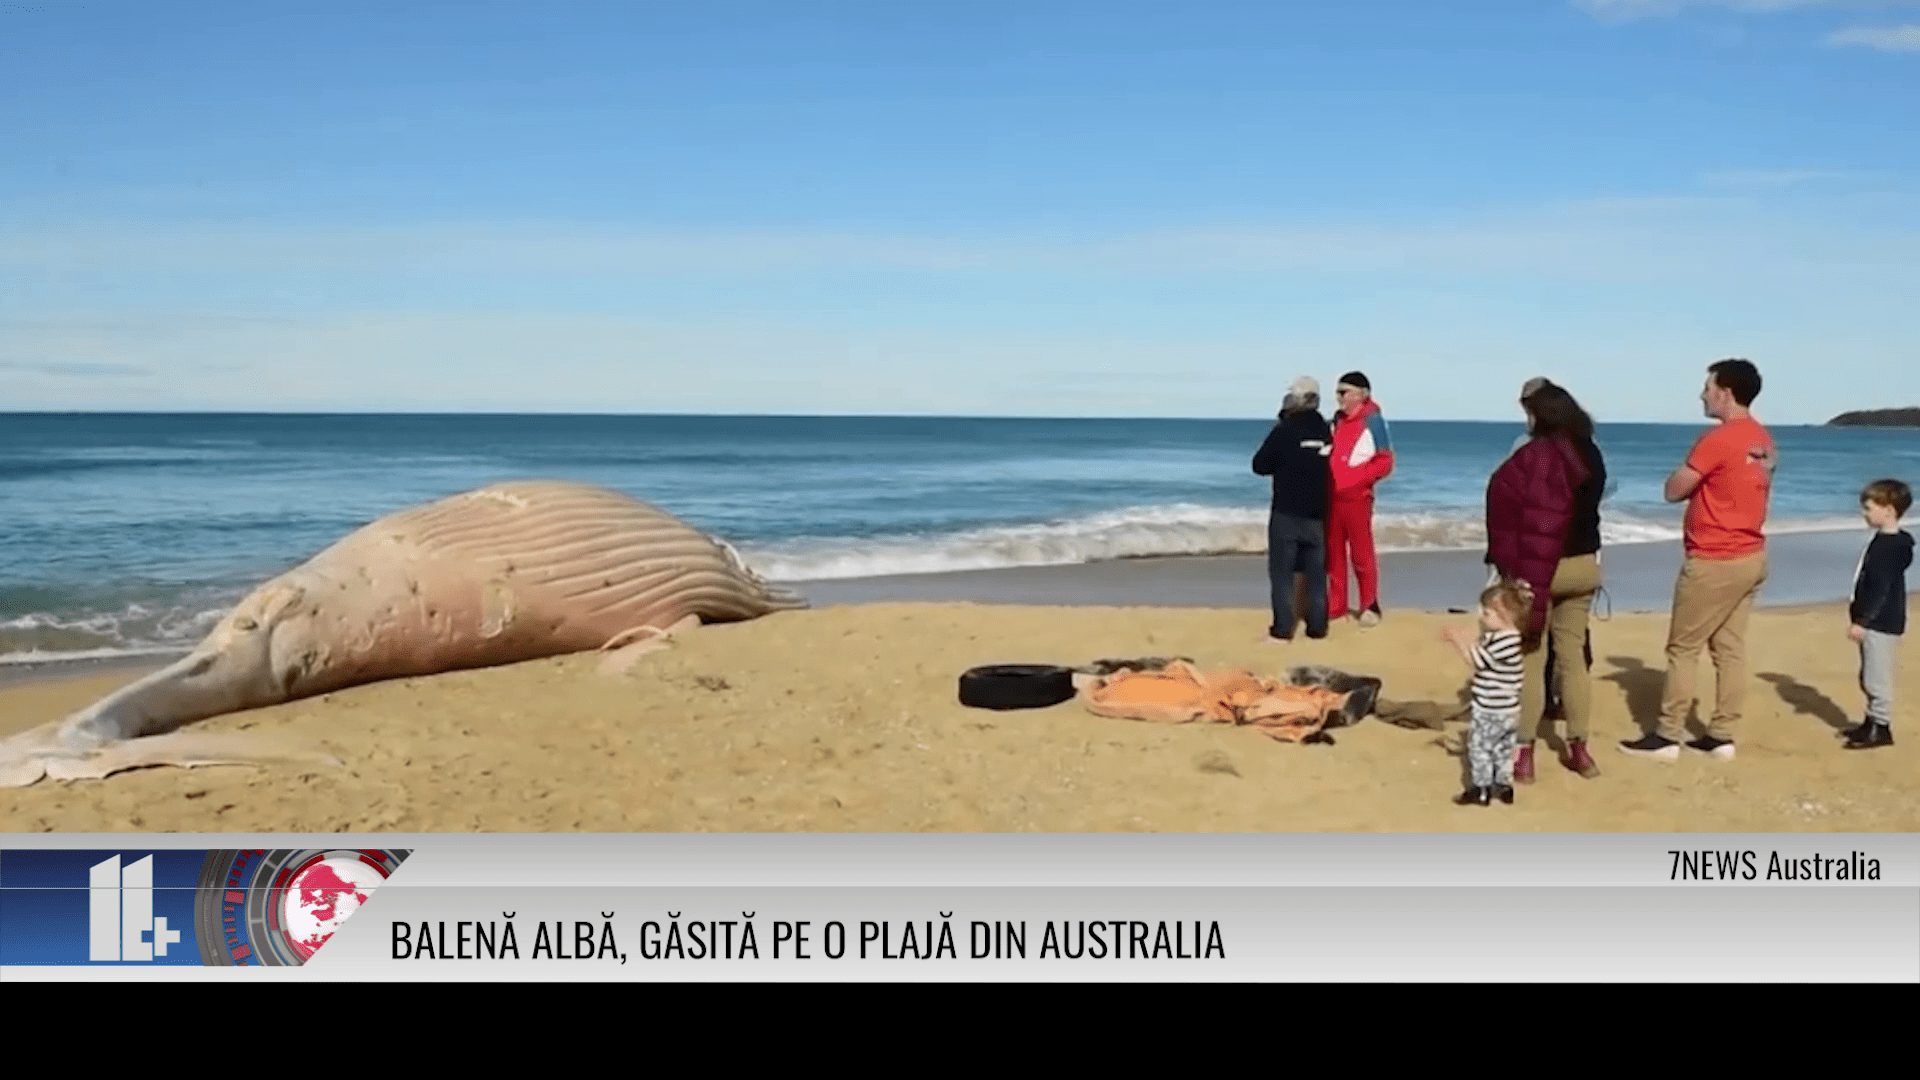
left=1467, top=707, right=1519, bottom=787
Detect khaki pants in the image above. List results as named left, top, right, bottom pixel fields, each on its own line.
left=1519, top=554, right=1603, bottom=742
left=1657, top=551, right=1768, bottom=741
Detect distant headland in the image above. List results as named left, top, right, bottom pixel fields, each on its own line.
left=1827, top=408, right=1920, bottom=429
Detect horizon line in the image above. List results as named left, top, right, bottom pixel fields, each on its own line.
left=0, top=407, right=1841, bottom=426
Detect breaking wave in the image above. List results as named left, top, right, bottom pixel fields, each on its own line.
left=740, top=503, right=1858, bottom=582
left=0, top=603, right=223, bottom=666
left=0, top=503, right=1861, bottom=662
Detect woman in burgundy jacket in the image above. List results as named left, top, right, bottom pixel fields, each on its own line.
left=1484, top=382, right=1607, bottom=783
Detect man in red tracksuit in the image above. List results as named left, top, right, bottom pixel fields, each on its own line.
left=1328, top=371, right=1394, bottom=626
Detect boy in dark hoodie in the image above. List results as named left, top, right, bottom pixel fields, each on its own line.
left=1252, top=375, right=1335, bottom=642
left=1846, top=478, right=1913, bottom=750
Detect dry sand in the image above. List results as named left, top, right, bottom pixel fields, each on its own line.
left=0, top=600, right=1914, bottom=833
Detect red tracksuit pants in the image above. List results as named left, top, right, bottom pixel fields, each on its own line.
left=1326, top=494, right=1379, bottom=618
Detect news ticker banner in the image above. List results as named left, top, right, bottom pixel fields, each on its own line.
left=1, top=833, right=1916, bottom=981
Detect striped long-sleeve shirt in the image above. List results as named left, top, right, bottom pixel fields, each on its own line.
left=1470, top=630, right=1525, bottom=712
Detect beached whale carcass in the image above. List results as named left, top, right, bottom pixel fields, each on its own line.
left=0, top=480, right=808, bottom=786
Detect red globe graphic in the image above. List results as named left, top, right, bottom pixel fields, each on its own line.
left=278, top=856, right=387, bottom=961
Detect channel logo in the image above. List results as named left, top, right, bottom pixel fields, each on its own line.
left=0, top=848, right=411, bottom=967
left=90, top=854, right=182, bottom=961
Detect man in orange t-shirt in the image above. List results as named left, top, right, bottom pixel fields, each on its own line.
left=1621, top=359, right=1775, bottom=762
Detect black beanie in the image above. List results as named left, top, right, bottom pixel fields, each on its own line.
left=1338, top=371, right=1370, bottom=391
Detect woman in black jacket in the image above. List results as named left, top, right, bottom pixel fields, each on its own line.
left=1253, top=376, right=1335, bottom=642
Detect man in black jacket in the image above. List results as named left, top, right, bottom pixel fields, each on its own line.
left=1252, top=376, right=1335, bottom=641
left=1846, top=478, right=1913, bottom=749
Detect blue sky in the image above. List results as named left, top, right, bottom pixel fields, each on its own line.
left=3, top=0, right=1917, bottom=423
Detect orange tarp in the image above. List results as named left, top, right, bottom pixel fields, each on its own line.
left=1080, top=660, right=1350, bottom=743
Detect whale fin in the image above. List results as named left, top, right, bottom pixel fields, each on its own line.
left=596, top=614, right=702, bottom=676
left=0, top=721, right=341, bottom=788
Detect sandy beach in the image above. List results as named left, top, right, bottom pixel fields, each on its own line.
left=2, top=538, right=1914, bottom=834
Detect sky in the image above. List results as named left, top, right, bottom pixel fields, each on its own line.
left=2, top=0, right=1918, bottom=423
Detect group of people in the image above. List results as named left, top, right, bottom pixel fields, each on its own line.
left=1251, top=370, right=1397, bottom=638
left=1251, top=359, right=1913, bottom=809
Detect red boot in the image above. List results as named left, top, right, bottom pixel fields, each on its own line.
left=1514, top=743, right=1535, bottom=785
left=1561, top=738, right=1600, bottom=778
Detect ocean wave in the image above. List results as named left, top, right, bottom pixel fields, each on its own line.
left=0, top=645, right=191, bottom=667
left=0, top=603, right=228, bottom=665
left=0, top=505, right=1862, bottom=662
left=740, top=503, right=1861, bottom=582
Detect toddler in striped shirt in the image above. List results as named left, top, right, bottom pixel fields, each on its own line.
left=1442, top=579, right=1534, bottom=807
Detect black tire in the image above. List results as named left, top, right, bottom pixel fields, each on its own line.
left=1335, top=678, right=1383, bottom=727
left=1285, top=665, right=1384, bottom=728
left=958, top=663, right=1077, bottom=710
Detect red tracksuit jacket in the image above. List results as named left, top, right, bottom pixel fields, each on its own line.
left=1330, top=399, right=1394, bottom=501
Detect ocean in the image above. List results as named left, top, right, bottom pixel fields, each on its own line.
left=2, top=412, right=1914, bottom=666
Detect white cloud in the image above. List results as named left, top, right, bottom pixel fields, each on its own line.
left=1826, top=22, right=1920, bottom=47
left=1582, top=0, right=1853, bottom=17
left=2, top=304, right=1910, bottom=423
left=0, top=310, right=1344, bottom=416
left=1576, top=0, right=1920, bottom=19
left=2, top=192, right=1914, bottom=421
left=0, top=359, right=152, bottom=379
left=1698, top=167, right=1878, bottom=187
left=0, top=191, right=1909, bottom=286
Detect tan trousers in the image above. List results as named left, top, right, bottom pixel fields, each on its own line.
left=1657, top=551, right=1768, bottom=741
left=1519, top=554, right=1603, bottom=742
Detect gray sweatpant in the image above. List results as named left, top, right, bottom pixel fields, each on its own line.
left=1861, top=630, right=1899, bottom=727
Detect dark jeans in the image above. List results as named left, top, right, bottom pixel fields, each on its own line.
left=1268, top=512, right=1328, bottom=639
